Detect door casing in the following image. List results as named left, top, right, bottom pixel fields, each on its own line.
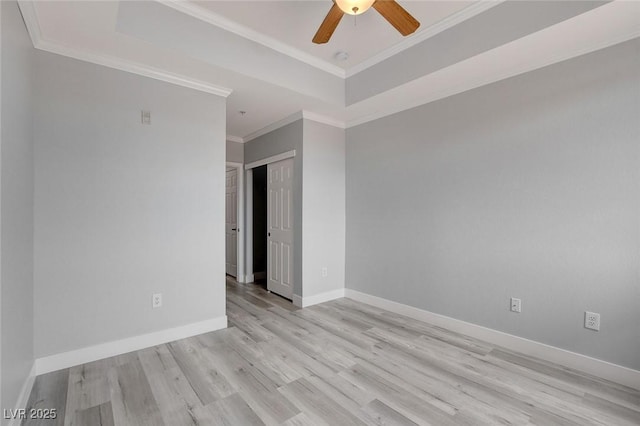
left=244, top=150, right=296, bottom=299
left=225, top=162, right=244, bottom=282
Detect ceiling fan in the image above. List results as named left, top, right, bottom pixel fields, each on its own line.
left=313, top=0, right=420, bottom=44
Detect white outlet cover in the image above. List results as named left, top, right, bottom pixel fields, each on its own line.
left=152, top=293, right=162, bottom=308
left=585, top=311, right=600, bottom=331
left=141, top=110, right=151, bottom=125
left=510, top=297, right=521, bottom=313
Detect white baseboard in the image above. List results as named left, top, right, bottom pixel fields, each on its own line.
left=292, top=294, right=303, bottom=307
left=35, top=316, right=227, bottom=375
left=345, top=289, right=640, bottom=391
left=294, top=288, right=346, bottom=308
left=246, top=273, right=255, bottom=283
left=8, top=362, right=37, bottom=426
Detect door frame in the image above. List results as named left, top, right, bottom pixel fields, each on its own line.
left=226, top=162, right=245, bottom=282
left=244, top=150, right=296, bottom=285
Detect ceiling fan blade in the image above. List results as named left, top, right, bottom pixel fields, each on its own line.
left=313, top=3, right=344, bottom=44
left=373, top=0, right=420, bottom=36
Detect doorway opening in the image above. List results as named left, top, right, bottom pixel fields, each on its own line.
left=252, top=165, right=267, bottom=289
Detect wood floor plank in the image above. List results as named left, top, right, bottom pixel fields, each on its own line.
left=108, top=358, right=165, bottom=426
left=256, top=337, right=336, bottom=379
left=305, top=373, right=376, bottom=414
left=202, top=327, right=299, bottom=387
left=280, top=412, right=324, bottom=426
left=278, top=377, right=367, bottom=426
left=360, top=399, right=420, bottom=426
left=292, top=307, right=379, bottom=350
left=138, top=345, right=209, bottom=426
left=366, top=340, right=536, bottom=424
left=314, top=303, right=424, bottom=340
left=64, top=358, right=115, bottom=426
left=369, top=335, right=610, bottom=425
left=24, top=278, right=640, bottom=426
left=490, top=348, right=640, bottom=409
left=142, top=365, right=209, bottom=426
left=200, top=393, right=265, bottom=426
left=167, top=338, right=235, bottom=405
left=206, top=344, right=301, bottom=425
left=350, top=356, right=459, bottom=417
left=581, top=393, right=640, bottom=425
left=251, top=290, right=299, bottom=312
left=24, top=369, right=69, bottom=426
left=137, top=345, right=180, bottom=376
left=227, top=311, right=277, bottom=343
left=259, top=318, right=346, bottom=375
left=74, top=402, right=114, bottom=426
left=357, top=345, right=533, bottom=425
left=340, top=363, right=462, bottom=426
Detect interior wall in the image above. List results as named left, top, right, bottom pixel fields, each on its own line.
left=226, top=140, right=244, bottom=164
left=302, top=120, right=346, bottom=298
left=1, top=0, right=35, bottom=417
left=346, top=39, right=640, bottom=370
left=33, top=51, right=227, bottom=358
left=244, top=120, right=303, bottom=296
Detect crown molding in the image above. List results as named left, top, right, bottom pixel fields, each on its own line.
left=242, top=110, right=346, bottom=144
left=302, top=110, right=346, bottom=129
left=159, top=0, right=347, bottom=78
left=17, top=1, right=232, bottom=98
left=345, top=0, right=505, bottom=78
left=17, top=0, right=42, bottom=44
left=38, top=40, right=233, bottom=98
left=243, top=111, right=304, bottom=143
left=226, top=135, right=245, bottom=144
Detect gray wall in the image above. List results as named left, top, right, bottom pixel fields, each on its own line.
left=34, top=52, right=227, bottom=357
left=226, top=140, right=244, bottom=164
left=346, top=39, right=640, bottom=370
left=244, top=120, right=303, bottom=296
left=1, top=0, right=35, bottom=417
left=302, top=121, right=345, bottom=298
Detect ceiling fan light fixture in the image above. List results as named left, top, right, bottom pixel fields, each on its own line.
left=335, top=0, right=375, bottom=16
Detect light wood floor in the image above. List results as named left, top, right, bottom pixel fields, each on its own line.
left=25, top=278, right=640, bottom=425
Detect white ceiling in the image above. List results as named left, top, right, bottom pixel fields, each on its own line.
left=191, top=1, right=475, bottom=70
left=20, top=1, right=640, bottom=141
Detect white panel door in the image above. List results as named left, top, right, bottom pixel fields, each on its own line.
left=267, top=158, right=294, bottom=299
left=225, top=168, right=238, bottom=277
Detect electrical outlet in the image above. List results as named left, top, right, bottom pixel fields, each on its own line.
left=321, top=267, right=328, bottom=278
left=510, top=297, right=521, bottom=313
left=585, top=311, right=600, bottom=331
left=152, top=293, right=162, bottom=308
left=141, top=110, right=151, bottom=125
